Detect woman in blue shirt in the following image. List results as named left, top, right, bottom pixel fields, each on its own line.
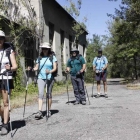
left=29, top=42, right=57, bottom=119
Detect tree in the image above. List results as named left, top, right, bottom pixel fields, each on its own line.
left=64, top=0, right=87, bottom=47
left=105, top=0, right=140, bottom=79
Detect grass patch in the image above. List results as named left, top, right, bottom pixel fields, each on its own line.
left=127, top=83, right=140, bottom=90
left=9, top=81, right=73, bottom=109
left=0, top=81, right=92, bottom=110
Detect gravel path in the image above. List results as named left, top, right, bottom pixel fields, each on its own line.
left=0, top=83, right=140, bottom=140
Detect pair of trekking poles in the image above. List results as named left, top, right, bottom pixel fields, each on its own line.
left=66, top=72, right=90, bottom=105
left=23, top=71, right=49, bottom=121
left=0, top=71, right=13, bottom=137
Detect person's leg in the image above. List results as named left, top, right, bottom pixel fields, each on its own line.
left=47, top=80, right=54, bottom=110
left=2, top=89, right=10, bottom=124
left=95, top=73, right=101, bottom=97
left=0, top=90, right=4, bottom=120
left=102, top=72, right=108, bottom=98
left=77, top=78, right=86, bottom=102
left=103, top=81, right=107, bottom=93
left=35, top=79, right=45, bottom=119
left=71, top=76, right=80, bottom=104
left=97, top=81, right=101, bottom=94
left=96, top=81, right=101, bottom=98
left=37, top=79, right=46, bottom=111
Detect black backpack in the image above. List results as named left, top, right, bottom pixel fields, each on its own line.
left=49, top=51, right=58, bottom=77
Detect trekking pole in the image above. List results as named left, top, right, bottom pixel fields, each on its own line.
left=6, top=71, right=13, bottom=137
left=82, top=74, right=90, bottom=105
left=46, top=73, right=48, bottom=121
left=85, top=86, right=90, bottom=105
left=23, top=70, right=30, bottom=118
left=66, top=73, right=69, bottom=105
left=91, top=72, right=95, bottom=98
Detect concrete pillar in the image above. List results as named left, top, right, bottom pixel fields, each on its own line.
left=64, top=33, right=70, bottom=65
left=43, top=22, right=49, bottom=43
left=53, top=26, right=62, bottom=81
left=78, top=44, right=83, bottom=55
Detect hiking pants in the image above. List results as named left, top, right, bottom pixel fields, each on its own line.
left=37, top=79, right=54, bottom=99
left=71, top=76, right=86, bottom=102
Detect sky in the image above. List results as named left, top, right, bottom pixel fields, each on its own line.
left=56, top=0, right=122, bottom=39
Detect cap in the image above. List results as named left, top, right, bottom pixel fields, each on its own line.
left=98, top=49, right=102, bottom=52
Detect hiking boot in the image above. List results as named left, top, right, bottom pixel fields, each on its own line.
left=73, top=101, right=80, bottom=105
left=35, top=111, right=43, bottom=119
left=96, top=94, right=100, bottom=98
left=1, top=124, right=8, bottom=135
left=81, top=101, right=86, bottom=105
left=105, top=94, right=108, bottom=98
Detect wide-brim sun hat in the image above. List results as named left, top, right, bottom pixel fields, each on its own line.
left=0, top=30, right=5, bottom=37
left=39, top=42, right=51, bottom=48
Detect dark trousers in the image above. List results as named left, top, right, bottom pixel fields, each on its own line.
left=71, top=76, right=86, bottom=102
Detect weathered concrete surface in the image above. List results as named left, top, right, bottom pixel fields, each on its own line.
left=0, top=84, right=140, bottom=140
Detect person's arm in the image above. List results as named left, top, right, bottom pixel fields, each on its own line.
left=80, top=57, right=86, bottom=73
left=65, top=59, right=71, bottom=73
left=93, top=58, right=96, bottom=71
left=5, top=52, right=18, bottom=71
left=33, top=63, right=39, bottom=71
left=102, top=57, right=108, bottom=71
left=46, top=62, right=57, bottom=74
left=80, top=64, right=86, bottom=73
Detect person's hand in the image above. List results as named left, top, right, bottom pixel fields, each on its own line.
left=5, top=64, right=11, bottom=70
left=102, top=68, right=105, bottom=71
left=65, top=69, right=69, bottom=73
left=27, top=66, right=32, bottom=71
left=80, top=69, right=84, bottom=73
left=93, top=67, right=96, bottom=71
left=46, top=69, right=50, bottom=74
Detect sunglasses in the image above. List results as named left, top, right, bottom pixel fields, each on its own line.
left=0, top=37, right=5, bottom=40
left=42, top=48, right=49, bottom=50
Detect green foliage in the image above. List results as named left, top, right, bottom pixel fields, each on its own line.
left=0, top=0, right=41, bottom=92
left=64, top=0, right=87, bottom=42
left=105, top=0, right=140, bottom=79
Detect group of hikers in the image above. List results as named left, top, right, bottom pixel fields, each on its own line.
left=0, top=30, right=108, bottom=135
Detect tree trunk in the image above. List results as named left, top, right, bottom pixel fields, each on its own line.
left=134, top=55, right=138, bottom=80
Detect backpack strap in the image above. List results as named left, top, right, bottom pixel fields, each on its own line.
left=95, top=56, right=106, bottom=64
left=69, top=54, right=83, bottom=67
left=77, top=54, right=83, bottom=66
left=0, top=49, right=4, bottom=72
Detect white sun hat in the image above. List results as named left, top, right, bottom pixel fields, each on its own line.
left=0, top=30, right=5, bottom=37
left=39, top=42, right=51, bottom=48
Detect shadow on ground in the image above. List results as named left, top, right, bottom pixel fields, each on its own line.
left=7, top=120, right=26, bottom=137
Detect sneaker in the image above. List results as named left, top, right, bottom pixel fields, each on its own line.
left=96, top=94, right=100, bottom=98
left=105, top=94, right=108, bottom=98
left=81, top=101, right=86, bottom=105
left=1, top=124, right=8, bottom=135
left=35, top=111, right=43, bottom=119
left=73, top=101, right=80, bottom=105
